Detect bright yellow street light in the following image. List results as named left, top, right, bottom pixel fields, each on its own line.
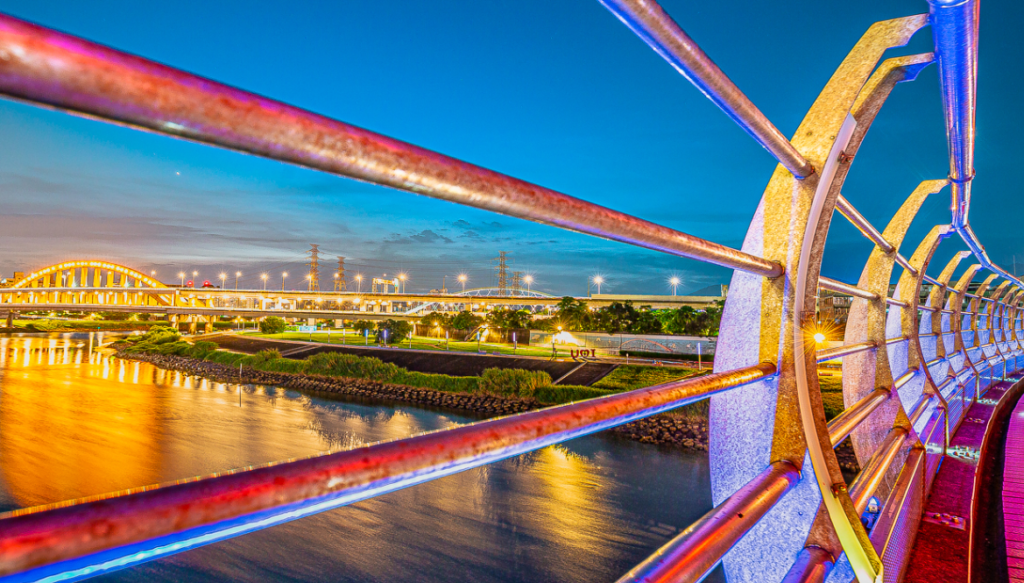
left=813, top=332, right=826, bottom=344
left=282, top=272, right=288, bottom=291
left=524, top=275, right=533, bottom=294
left=356, top=274, right=363, bottom=293
left=670, top=276, right=681, bottom=296
left=261, top=273, right=268, bottom=291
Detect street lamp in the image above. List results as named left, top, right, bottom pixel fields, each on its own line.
left=261, top=273, right=268, bottom=291
left=282, top=272, right=288, bottom=291
left=398, top=272, right=406, bottom=294
left=814, top=332, right=826, bottom=344
left=670, top=276, right=680, bottom=296
left=219, top=273, right=226, bottom=289
left=192, top=270, right=198, bottom=280
left=178, top=272, right=185, bottom=287
left=235, top=271, right=241, bottom=290
left=524, top=275, right=533, bottom=294
left=458, top=273, right=467, bottom=293
left=592, top=276, right=604, bottom=295
left=356, top=274, right=363, bottom=293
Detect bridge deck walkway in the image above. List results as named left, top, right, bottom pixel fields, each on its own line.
left=905, top=381, right=1012, bottom=583
left=1003, top=392, right=1024, bottom=581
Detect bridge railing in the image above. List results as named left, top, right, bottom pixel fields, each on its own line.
left=0, top=1, right=1017, bottom=582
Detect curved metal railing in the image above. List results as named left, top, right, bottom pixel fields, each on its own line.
left=0, top=2, right=1017, bottom=582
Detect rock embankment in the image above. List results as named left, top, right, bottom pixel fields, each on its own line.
left=117, top=351, right=711, bottom=452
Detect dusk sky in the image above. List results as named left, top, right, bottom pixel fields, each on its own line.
left=1, top=0, right=1022, bottom=295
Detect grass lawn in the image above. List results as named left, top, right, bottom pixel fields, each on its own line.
left=241, top=331, right=581, bottom=358
left=593, top=364, right=702, bottom=391
left=818, top=374, right=845, bottom=421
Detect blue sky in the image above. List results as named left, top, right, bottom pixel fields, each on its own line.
left=0, top=0, right=1021, bottom=294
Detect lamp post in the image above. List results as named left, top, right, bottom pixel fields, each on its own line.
left=192, top=270, right=198, bottom=283
left=670, top=276, right=680, bottom=296
left=235, top=271, right=241, bottom=291
left=458, top=274, right=467, bottom=293
left=524, top=275, right=533, bottom=294
left=281, top=272, right=287, bottom=291
left=356, top=274, right=363, bottom=293
left=398, top=273, right=406, bottom=294
left=592, top=276, right=604, bottom=295
left=178, top=272, right=185, bottom=287
left=261, top=273, right=268, bottom=291
left=219, top=273, right=226, bottom=289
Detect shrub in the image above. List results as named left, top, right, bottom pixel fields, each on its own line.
left=376, top=319, right=412, bottom=344
left=352, top=320, right=376, bottom=335
left=252, top=348, right=282, bottom=363
left=260, top=316, right=288, bottom=334
left=305, top=352, right=401, bottom=382
left=478, top=368, right=552, bottom=397
left=188, top=341, right=219, bottom=358
left=534, top=385, right=616, bottom=405
left=26, top=319, right=61, bottom=331
left=156, top=341, right=192, bottom=355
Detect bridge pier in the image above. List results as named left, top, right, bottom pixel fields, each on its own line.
left=204, top=316, right=213, bottom=334
left=4, top=311, right=13, bottom=328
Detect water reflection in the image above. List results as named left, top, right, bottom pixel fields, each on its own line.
left=0, top=335, right=720, bottom=583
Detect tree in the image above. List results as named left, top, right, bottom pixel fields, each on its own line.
left=486, top=308, right=531, bottom=330
left=377, top=319, right=412, bottom=344
left=352, top=320, right=377, bottom=335
left=259, top=316, right=288, bottom=334
left=452, top=311, right=484, bottom=330
left=598, top=301, right=638, bottom=334
left=631, top=309, right=662, bottom=334
left=555, top=296, right=590, bottom=331
left=420, top=311, right=451, bottom=328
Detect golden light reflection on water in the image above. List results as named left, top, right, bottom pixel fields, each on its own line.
left=0, top=337, right=162, bottom=507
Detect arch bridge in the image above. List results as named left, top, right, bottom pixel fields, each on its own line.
left=0, top=2, right=1015, bottom=582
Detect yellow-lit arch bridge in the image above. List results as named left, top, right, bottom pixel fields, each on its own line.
left=0, top=260, right=719, bottom=331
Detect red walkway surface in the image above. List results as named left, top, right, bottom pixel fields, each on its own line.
left=1003, top=391, right=1024, bottom=581
left=904, top=381, right=1011, bottom=583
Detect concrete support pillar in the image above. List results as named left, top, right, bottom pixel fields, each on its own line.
left=5, top=311, right=13, bottom=328
left=307, top=318, right=315, bottom=326
left=204, top=316, right=213, bottom=334
left=334, top=319, right=343, bottom=327
left=107, top=271, right=114, bottom=288
left=93, top=269, right=101, bottom=288
left=188, top=318, right=198, bottom=335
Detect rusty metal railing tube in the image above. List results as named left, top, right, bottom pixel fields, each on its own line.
left=817, top=276, right=880, bottom=301
left=848, top=428, right=909, bottom=515
left=835, top=195, right=895, bottom=253
left=596, top=0, right=814, bottom=179
left=779, top=547, right=834, bottom=583
left=0, top=14, right=783, bottom=279
left=0, top=363, right=774, bottom=581
left=614, top=461, right=800, bottom=583
left=826, top=388, right=890, bottom=448
left=815, top=341, right=876, bottom=363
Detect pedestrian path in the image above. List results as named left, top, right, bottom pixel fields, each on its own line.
left=1003, top=395, right=1024, bottom=581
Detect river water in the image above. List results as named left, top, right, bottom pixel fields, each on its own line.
left=0, top=334, right=721, bottom=583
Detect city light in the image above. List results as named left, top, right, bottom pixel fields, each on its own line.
left=398, top=272, right=407, bottom=294
left=356, top=274, right=363, bottom=293
left=219, top=273, right=226, bottom=289
left=235, top=271, right=241, bottom=291
left=592, top=275, right=604, bottom=295
left=458, top=273, right=467, bottom=293
left=282, top=272, right=288, bottom=291
left=261, top=273, right=268, bottom=291
left=813, top=332, right=826, bottom=344
left=670, top=276, right=680, bottom=296
left=178, top=272, right=185, bottom=286
left=524, top=275, right=533, bottom=294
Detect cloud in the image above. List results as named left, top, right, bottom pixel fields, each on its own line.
left=384, top=229, right=454, bottom=245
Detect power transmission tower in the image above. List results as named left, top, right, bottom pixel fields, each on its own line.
left=493, top=251, right=509, bottom=296
left=335, top=256, right=347, bottom=291
left=306, top=244, right=320, bottom=291
left=511, top=271, right=523, bottom=296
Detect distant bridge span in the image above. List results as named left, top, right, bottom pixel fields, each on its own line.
left=0, top=260, right=722, bottom=330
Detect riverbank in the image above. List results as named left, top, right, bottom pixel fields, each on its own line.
left=116, top=350, right=712, bottom=451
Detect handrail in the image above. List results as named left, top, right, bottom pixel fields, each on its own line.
left=927, top=0, right=1024, bottom=290
left=835, top=195, right=894, bottom=253
left=0, top=15, right=783, bottom=279
left=615, top=461, right=800, bottom=583
left=0, top=364, right=775, bottom=580
left=818, top=276, right=879, bottom=301
left=827, top=388, right=890, bottom=448
left=849, top=428, right=909, bottom=514
left=597, top=0, right=814, bottom=179
left=816, top=341, right=876, bottom=363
